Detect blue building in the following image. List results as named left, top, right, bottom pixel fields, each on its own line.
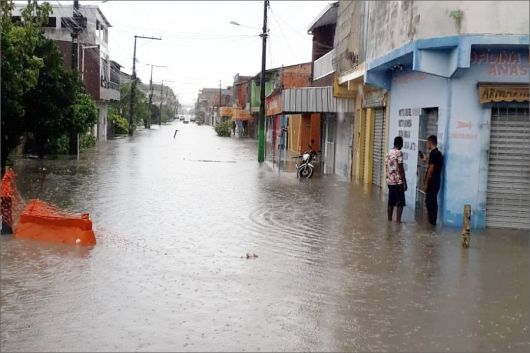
left=337, top=1, right=529, bottom=230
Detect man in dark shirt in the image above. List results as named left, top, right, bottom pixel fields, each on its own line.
left=423, top=135, right=444, bottom=225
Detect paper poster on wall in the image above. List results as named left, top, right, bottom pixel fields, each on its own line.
left=401, top=115, right=419, bottom=206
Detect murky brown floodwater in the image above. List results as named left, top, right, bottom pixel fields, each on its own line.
left=1, top=122, right=529, bottom=352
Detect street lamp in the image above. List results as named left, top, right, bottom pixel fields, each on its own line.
left=229, top=21, right=261, bottom=31
left=129, top=34, right=162, bottom=136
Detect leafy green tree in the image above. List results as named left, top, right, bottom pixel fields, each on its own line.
left=1, top=0, right=98, bottom=166
left=69, top=93, right=97, bottom=134
left=1, top=0, right=51, bottom=173
left=114, top=82, right=149, bottom=130
left=196, top=111, right=206, bottom=125
left=149, top=104, right=160, bottom=124
left=215, top=120, right=231, bottom=137
left=136, top=93, right=149, bottom=127
left=161, top=105, right=174, bottom=124
left=22, top=36, right=80, bottom=156
left=108, top=106, right=128, bottom=135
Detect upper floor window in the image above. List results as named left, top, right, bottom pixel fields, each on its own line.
left=96, top=20, right=107, bottom=43
left=44, top=17, right=56, bottom=28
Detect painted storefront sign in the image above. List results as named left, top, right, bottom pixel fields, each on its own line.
left=478, top=84, right=529, bottom=103
left=232, top=108, right=251, bottom=121
left=471, top=50, right=530, bottom=77
left=219, top=107, right=233, bottom=117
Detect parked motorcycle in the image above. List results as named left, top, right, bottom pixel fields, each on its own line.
left=295, top=145, right=318, bottom=179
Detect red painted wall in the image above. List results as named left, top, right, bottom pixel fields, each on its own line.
left=235, top=81, right=249, bottom=109
left=55, top=40, right=100, bottom=101
left=282, top=63, right=312, bottom=89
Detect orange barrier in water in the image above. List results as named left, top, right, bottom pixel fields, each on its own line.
left=15, top=199, right=96, bottom=246
left=2, top=169, right=23, bottom=233
left=2, top=168, right=96, bottom=246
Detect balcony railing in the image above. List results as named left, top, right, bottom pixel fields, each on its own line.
left=313, top=49, right=335, bottom=81
left=101, top=79, right=119, bottom=91
left=100, top=79, right=120, bottom=101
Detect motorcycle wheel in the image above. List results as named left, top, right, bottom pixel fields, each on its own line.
left=297, top=165, right=313, bottom=179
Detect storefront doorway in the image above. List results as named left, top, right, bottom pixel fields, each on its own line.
left=415, top=108, right=439, bottom=219
left=486, top=104, right=530, bottom=230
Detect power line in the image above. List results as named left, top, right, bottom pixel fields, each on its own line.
left=269, top=6, right=332, bottom=52
left=268, top=9, right=296, bottom=63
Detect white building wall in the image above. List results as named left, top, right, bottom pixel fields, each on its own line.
left=13, top=5, right=110, bottom=52
left=365, top=1, right=529, bottom=62
left=96, top=102, right=108, bottom=142
left=413, top=1, right=529, bottom=39
left=387, top=71, right=449, bottom=213
left=386, top=48, right=529, bottom=228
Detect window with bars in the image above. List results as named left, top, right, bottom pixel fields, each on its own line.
left=491, top=104, right=530, bottom=122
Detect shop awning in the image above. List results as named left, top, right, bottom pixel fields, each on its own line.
left=219, top=107, right=233, bottom=117
left=478, top=83, right=529, bottom=103
left=231, top=108, right=251, bottom=121
left=282, top=86, right=355, bottom=113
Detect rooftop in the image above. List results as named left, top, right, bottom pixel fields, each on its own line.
left=307, top=2, right=338, bottom=34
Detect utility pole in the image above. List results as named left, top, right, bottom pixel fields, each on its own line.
left=128, top=36, right=138, bottom=136
left=159, top=81, right=164, bottom=126
left=258, top=0, right=269, bottom=162
left=165, top=87, right=170, bottom=125
left=219, top=80, right=222, bottom=122
left=159, top=80, right=174, bottom=125
left=196, top=94, right=200, bottom=122
left=71, top=0, right=80, bottom=71
left=69, top=0, right=82, bottom=155
left=128, top=35, right=161, bottom=136
left=147, top=64, right=154, bottom=129
left=147, top=64, right=167, bottom=129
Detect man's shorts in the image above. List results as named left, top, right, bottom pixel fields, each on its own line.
left=388, top=184, right=406, bottom=207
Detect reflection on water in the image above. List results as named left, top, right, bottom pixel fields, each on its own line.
left=1, top=123, right=529, bottom=352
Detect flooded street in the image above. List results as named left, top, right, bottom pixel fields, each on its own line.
left=1, top=122, right=528, bottom=352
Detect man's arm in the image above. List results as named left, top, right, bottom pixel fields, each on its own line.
left=398, top=163, right=407, bottom=191
left=424, top=164, right=434, bottom=192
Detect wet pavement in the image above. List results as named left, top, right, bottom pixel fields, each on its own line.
left=1, top=122, right=529, bottom=352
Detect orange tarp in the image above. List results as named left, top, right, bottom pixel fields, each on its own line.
left=15, top=199, right=96, bottom=246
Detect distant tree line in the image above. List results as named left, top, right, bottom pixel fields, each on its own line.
left=108, top=81, right=176, bottom=135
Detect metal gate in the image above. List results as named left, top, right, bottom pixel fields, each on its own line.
left=321, top=114, right=336, bottom=175
left=415, top=108, right=439, bottom=219
left=337, top=113, right=354, bottom=179
left=372, top=108, right=385, bottom=187
left=486, top=105, right=530, bottom=230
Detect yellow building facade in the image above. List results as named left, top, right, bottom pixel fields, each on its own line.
left=334, top=72, right=389, bottom=188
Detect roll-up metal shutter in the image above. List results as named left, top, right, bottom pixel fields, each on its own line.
left=486, top=105, right=530, bottom=230
left=372, top=108, right=385, bottom=187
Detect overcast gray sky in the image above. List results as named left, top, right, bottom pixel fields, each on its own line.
left=79, top=0, right=330, bottom=105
